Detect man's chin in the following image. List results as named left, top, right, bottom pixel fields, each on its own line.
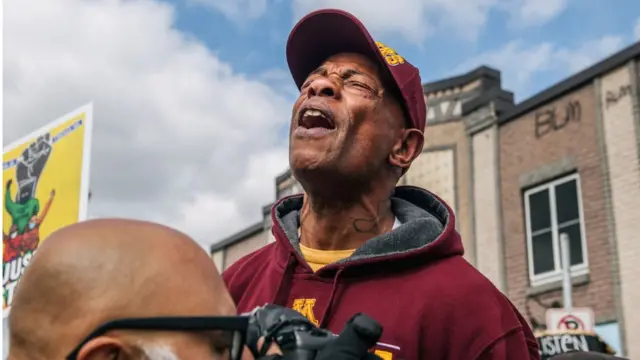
left=290, top=140, right=333, bottom=162
left=290, top=148, right=340, bottom=177
left=290, top=154, right=330, bottom=173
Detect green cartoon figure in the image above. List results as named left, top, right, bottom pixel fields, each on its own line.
left=5, top=179, right=40, bottom=235
left=5, top=134, right=52, bottom=233
left=3, top=134, right=55, bottom=263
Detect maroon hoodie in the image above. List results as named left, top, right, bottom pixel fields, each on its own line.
left=224, top=186, right=540, bottom=360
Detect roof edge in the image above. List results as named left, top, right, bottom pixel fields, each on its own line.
left=422, top=65, right=501, bottom=94
left=210, top=221, right=264, bottom=253
left=461, top=88, right=515, bottom=115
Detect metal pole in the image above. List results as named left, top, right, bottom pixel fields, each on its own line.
left=560, top=233, right=573, bottom=312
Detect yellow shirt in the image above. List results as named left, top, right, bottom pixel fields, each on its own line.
left=299, top=217, right=402, bottom=272
left=299, top=244, right=355, bottom=272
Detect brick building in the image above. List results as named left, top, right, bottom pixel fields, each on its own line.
left=210, top=41, right=640, bottom=357
left=471, top=41, right=640, bottom=356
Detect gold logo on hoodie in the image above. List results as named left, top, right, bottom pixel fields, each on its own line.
left=292, top=298, right=319, bottom=326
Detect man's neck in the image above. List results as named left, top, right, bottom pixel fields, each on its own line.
left=298, top=193, right=396, bottom=251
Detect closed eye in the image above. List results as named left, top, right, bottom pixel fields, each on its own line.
left=345, top=80, right=367, bottom=88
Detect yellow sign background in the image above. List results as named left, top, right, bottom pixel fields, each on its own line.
left=3, top=104, right=92, bottom=314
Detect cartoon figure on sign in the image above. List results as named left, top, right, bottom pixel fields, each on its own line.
left=3, top=134, right=55, bottom=263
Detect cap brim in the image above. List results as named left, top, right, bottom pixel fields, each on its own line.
left=286, top=9, right=384, bottom=89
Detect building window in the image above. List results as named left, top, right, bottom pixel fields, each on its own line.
left=524, top=173, right=588, bottom=286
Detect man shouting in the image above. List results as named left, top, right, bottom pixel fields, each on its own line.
left=224, top=8, right=539, bottom=360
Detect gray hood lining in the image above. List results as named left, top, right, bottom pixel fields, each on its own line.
left=274, top=187, right=449, bottom=265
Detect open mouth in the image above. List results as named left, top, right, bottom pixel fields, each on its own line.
left=298, top=108, right=336, bottom=130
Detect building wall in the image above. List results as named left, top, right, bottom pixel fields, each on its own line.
left=499, top=84, right=617, bottom=326
left=211, top=250, right=224, bottom=273
left=407, top=147, right=456, bottom=208
left=598, top=61, right=640, bottom=358
left=263, top=208, right=276, bottom=244
left=471, top=124, right=505, bottom=291
left=405, top=120, right=475, bottom=265
left=277, top=174, right=303, bottom=199
left=223, top=229, right=267, bottom=270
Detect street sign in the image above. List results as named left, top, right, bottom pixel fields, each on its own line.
left=546, top=307, right=595, bottom=332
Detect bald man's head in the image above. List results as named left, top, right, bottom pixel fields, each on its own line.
left=8, top=219, right=237, bottom=360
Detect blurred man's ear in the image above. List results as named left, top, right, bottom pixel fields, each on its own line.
left=77, top=336, right=134, bottom=360
left=388, top=128, right=424, bottom=170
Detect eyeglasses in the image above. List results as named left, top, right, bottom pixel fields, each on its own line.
left=66, top=316, right=249, bottom=360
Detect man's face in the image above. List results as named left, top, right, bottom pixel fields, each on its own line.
left=289, top=52, right=405, bottom=178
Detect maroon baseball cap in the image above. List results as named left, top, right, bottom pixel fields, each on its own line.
left=286, top=9, right=427, bottom=133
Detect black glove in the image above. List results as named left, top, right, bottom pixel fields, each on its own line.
left=315, top=313, right=383, bottom=360
left=257, top=313, right=383, bottom=360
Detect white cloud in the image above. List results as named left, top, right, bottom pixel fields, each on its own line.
left=185, top=0, right=571, bottom=45
left=453, top=35, right=625, bottom=99
left=187, top=0, right=569, bottom=45
left=454, top=40, right=555, bottom=86
left=501, top=0, right=568, bottom=28
left=188, top=0, right=271, bottom=21
left=290, top=0, right=501, bottom=44
left=258, top=68, right=299, bottom=99
left=4, top=0, right=291, bottom=249
left=634, top=17, right=640, bottom=40
left=290, top=0, right=573, bottom=44
left=554, top=35, right=625, bottom=73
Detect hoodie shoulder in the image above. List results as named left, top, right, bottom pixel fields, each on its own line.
left=415, top=256, right=537, bottom=359
left=222, top=242, right=278, bottom=302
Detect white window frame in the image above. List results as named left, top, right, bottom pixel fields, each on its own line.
left=524, top=173, right=589, bottom=287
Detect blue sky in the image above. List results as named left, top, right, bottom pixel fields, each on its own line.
left=166, top=0, right=640, bottom=103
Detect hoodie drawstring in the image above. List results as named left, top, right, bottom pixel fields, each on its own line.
left=272, top=253, right=344, bottom=329
left=272, top=252, right=297, bottom=306
left=319, top=268, right=344, bottom=328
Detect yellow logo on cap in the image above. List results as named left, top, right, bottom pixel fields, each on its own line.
left=376, top=41, right=405, bottom=66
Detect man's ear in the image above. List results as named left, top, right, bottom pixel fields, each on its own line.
left=77, top=336, right=136, bottom=360
left=389, top=128, right=424, bottom=170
